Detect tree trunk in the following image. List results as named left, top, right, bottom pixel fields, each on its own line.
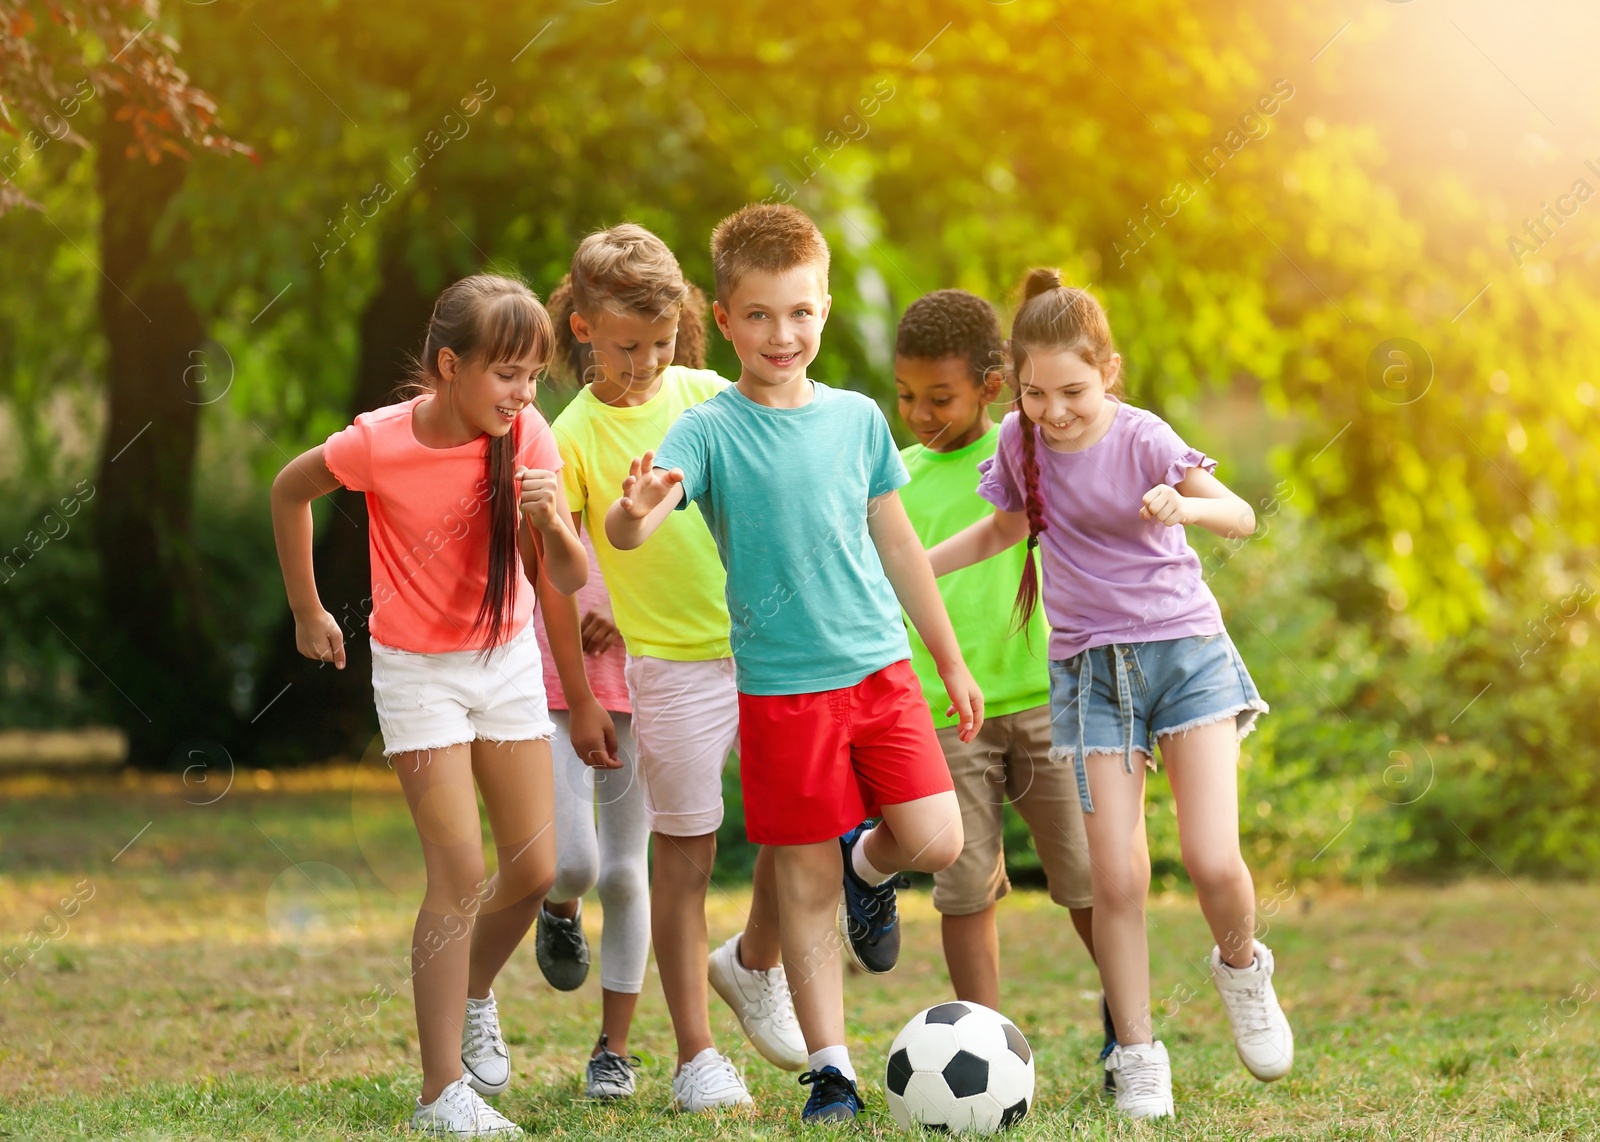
left=91, top=98, right=234, bottom=768
left=246, top=234, right=432, bottom=766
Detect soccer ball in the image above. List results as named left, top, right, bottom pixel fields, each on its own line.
left=885, top=1001, right=1035, bottom=1133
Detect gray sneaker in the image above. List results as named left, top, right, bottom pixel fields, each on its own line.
left=535, top=901, right=590, bottom=992
left=585, top=1034, right=639, bottom=1100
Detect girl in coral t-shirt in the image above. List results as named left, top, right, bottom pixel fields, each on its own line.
left=271, top=274, right=588, bottom=1138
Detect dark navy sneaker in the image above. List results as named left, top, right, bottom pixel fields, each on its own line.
left=535, top=902, right=590, bottom=992
left=1100, top=993, right=1119, bottom=1093
left=799, top=1066, right=862, bottom=1123
left=838, top=821, right=904, bottom=974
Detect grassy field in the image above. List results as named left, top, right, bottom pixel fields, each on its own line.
left=2, top=765, right=1598, bottom=1140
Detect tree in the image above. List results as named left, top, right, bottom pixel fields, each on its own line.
left=4, top=0, right=250, bottom=764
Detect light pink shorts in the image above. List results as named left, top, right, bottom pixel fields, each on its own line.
left=624, top=655, right=740, bottom=836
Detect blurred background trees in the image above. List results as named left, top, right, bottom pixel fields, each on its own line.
left=2, top=0, right=1596, bottom=877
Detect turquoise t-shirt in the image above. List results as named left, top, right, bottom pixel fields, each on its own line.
left=900, top=427, right=1050, bottom=727
left=653, top=381, right=911, bottom=695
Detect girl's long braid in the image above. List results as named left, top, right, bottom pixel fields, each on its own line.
left=1011, top=406, right=1047, bottom=633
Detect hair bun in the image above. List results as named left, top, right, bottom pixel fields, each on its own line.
left=1021, top=267, right=1064, bottom=301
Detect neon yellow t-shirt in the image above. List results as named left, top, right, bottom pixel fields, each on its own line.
left=552, top=366, right=732, bottom=660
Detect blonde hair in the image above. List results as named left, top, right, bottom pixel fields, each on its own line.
left=547, top=223, right=709, bottom=382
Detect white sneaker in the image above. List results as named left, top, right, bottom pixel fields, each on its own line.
left=1105, top=1041, right=1174, bottom=1120
left=461, top=991, right=511, bottom=1097
left=412, top=1076, right=524, bottom=1137
left=1211, top=940, right=1294, bottom=1081
left=670, top=1047, right=754, bottom=1112
left=708, top=934, right=808, bottom=1071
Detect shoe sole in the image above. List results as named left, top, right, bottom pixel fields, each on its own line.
left=462, top=1060, right=510, bottom=1098
left=707, top=955, right=808, bottom=1072
left=672, top=1096, right=755, bottom=1113
left=836, top=898, right=896, bottom=975
left=1239, top=1051, right=1293, bottom=1082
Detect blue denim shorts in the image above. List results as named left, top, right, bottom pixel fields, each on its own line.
left=1046, top=633, right=1268, bottom=813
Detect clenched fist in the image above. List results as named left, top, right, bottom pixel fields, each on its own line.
left=1140, top=484, right=1193, bottom=528
left=517, top=467, right=560, bottom=530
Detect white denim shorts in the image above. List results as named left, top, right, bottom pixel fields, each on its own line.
left=625, top=654, right=740, bottom=836
left=370, top=619, right=556, bottom=757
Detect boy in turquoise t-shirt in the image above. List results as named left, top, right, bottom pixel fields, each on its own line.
left=894, top=288, right=1110, bottom=1076
left=608, top=205, right=981, bottom=1123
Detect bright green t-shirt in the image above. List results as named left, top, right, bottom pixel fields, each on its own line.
left=551, top=366, right=732, bottom=660
left=900, top=426, right=1051, bottom=726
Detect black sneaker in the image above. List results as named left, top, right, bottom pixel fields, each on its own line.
left=1100, top=993, right=1119, bottom=1093
left=838, top=821, right=904, bottom=974
left=535, top=902, right=589, bottom=991
left=799, top=1066, right=862, bottom=1122
left=585, top=1033, right=639, bottom=1099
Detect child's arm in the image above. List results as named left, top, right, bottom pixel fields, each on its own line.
left=270, top=445, right=350, bottom=669
left=1141, top=468, right=1256, bottom=538
left=604, top=450, right=685, bottom=551
left=519, top=468, right=588, bottom=593
left=524, top=515, right=620, bottom=769
left=868, top=490, right=985, bottom=743
left=926, top=508, right=1031, bottom=578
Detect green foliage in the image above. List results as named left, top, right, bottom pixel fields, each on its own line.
left=2, top=0, right=1597, bottom=873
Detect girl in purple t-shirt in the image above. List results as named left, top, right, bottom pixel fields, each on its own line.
left=929, top=269, right=1290, bottom=1121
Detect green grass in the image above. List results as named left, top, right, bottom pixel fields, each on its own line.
left=2, top=767, right=1599, bottom=1139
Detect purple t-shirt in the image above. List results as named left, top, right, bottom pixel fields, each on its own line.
left=977, top=402, right=1225, bottom=661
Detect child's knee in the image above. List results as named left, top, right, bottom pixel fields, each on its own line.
left=551, top=853, right=599, bottom=903
left=908, top=824, right=964, bottom=873
left=426, top=854, right=488, bottom=909
left=1182, top=850, right=1245, bottom=897
left=597, top=862, right=646, bottom=909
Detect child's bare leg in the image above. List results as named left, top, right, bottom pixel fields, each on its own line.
left=466, top=738, right=557, bottom=997
left=598, top=989, right=641, bottom=1055
left=775, top=841, right=846, bottom=1051
left=1080, top=753, right=1153, bottom=1045
left=859, top=790, right=964, bottom=873
left=392, top=745, right=482, bottom=1104
left=941, top=905, right=1000, bottom=1007
left=739, top=844, right=782, bottom=969
left=652, top=830, right=717, bottom=1067
left=1161, top=721, right=1256, bottom=968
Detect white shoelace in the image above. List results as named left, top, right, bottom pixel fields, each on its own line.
left=434, top=1080, right=516, bottom=1130
left=463, top=997, right=507, bottom=1061
left=747, top=965, right=795, bottom=1024
left=1223, top=977, right=1277, bottom=1035
left=1115, top=1051, right=1168, bottom=1102
left=681, top=1053, right=745, bottom=1101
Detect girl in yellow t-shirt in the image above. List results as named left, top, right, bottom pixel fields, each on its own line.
left=539, top=224, right=805, bottom=1109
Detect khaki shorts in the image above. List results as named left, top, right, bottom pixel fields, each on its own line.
left=625, top=654, right=740, bottom=837
left=932, top=704, right=1094, bottom=916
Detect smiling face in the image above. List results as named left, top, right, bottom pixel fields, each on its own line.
left=437, top=346, right=543, bottom=438
left=895, top=355, right=1001, bottom=452
left=1016, top=347, right=1121, bottom=451
left=713, top=263, right=831, bottom=399
left=571, top=306, right=680, bottom=404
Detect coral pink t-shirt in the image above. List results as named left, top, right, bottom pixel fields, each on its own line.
left=532, top=529, right=630, bottom=714
left=322, top=394, right=563, bottom=654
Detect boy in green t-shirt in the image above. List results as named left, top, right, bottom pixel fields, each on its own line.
left=895, top=289, right=1112, bottom=1079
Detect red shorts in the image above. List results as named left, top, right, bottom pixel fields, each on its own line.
left=737, top=659, right=955, bottom=845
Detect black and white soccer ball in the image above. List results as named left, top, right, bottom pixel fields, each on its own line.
left=885, top=1001, right=1035, bottom=1133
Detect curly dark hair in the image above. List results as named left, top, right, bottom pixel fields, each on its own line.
left=894, top=289, right=1003, bottom=385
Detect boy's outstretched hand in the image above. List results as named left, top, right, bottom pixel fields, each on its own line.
left=940, top=660, right=985, bottom=743
left=616, top=450, right=683, bottom=519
